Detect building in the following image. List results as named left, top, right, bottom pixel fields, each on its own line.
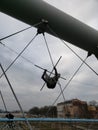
left=88, top=105, right=98, bottom=118
left=57, top=99, right=89, bottom=118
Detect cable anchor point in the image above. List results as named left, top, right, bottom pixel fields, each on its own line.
left=37, top=19, right=48, bottom=35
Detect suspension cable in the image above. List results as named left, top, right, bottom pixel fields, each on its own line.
left=0, top=90, right=8, bottom=112
left=47, top=25, right=98, bottom=76
left=0, top=33, right=37, bottom=79
left=46, top=57, right=87, bottom=115
left=42, top=33, right=64, bottom=94
left=1, top=43, right=35, bottom=66
left=43, top=34, right=66, bottom=92
left=61, top=40, right=98, bottom=75
left=0, top=22, right=42, bottom=41
left=0, top=63, right=32, bottom=130
left=58, top=81, right=66, bottom=101
left=43, top=34, right=66, bottom=102
left=57, top=81, right=69, bottom=117
left=42, top=34, right=67, bottom=117
left=43, top=34, right=54, bottom=66
left=0, top=26, right=31, bottom=41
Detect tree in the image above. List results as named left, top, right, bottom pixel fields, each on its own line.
left=89, top=100, right=97, bottom=106
left=28, top=106, right=57, bottom=117
left=29, top=107, right=39, bottom=115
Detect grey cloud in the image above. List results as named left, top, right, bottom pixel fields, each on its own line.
left=0, top=0, right=98, bottom=110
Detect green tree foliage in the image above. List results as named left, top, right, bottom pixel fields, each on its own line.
left=29, top=107, right=40, bottom=115
left=28, top=106, right=57, bottom=117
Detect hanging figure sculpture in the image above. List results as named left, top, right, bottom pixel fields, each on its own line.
left=41, top=67, right=60, bottom=89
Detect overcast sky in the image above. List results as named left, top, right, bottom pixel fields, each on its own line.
left=0, top=0, right=98, bottom=111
